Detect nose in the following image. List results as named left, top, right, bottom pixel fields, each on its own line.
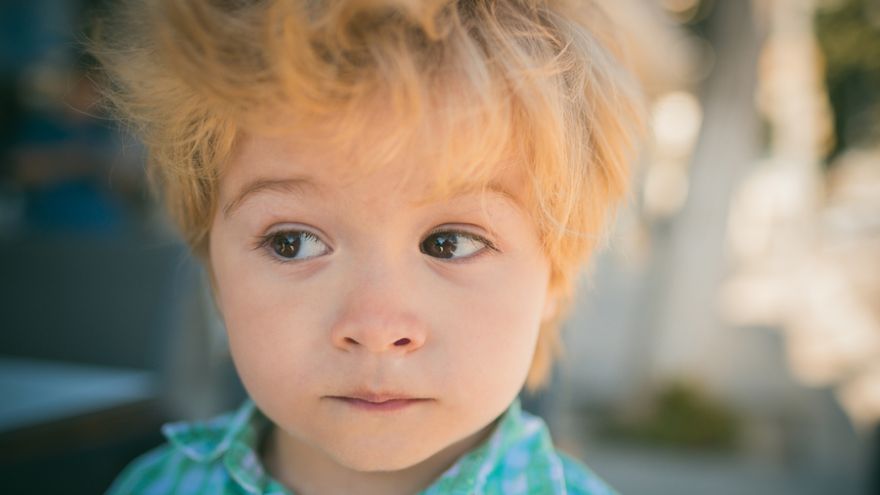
left=329, top=270, right=428, bottom=355
left=331, top=308, right=428, bottom=354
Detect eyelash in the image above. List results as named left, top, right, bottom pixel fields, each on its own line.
left=251, top=229, right=326, bottom=266
left=423, top=228, right=500, bottom=263
left=251, top=228, right=499, bottom=265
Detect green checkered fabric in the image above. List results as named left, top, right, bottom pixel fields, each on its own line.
left=106, top=398, right=618, bottom=494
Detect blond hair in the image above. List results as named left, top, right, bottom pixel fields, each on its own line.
left=89, top=0, right=645, bottom=391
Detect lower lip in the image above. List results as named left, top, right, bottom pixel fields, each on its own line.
left=332, top=397, right=429, bottom=412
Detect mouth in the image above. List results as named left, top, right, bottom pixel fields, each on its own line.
left=326, top=392, right=433, bottom=412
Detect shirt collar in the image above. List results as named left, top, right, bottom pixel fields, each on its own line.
left=423, top=399, right=568, bottom=495
left=162, top=397, right=567, bottom=495
left=162, top=400, right=276, bottom=494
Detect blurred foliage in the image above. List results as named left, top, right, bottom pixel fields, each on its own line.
left=602, top=382, right=740, bottom=451
left=677, top=0, right=718, bottom=40
left=815, top=0, right=880, bottom=162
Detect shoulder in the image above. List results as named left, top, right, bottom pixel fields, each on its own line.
left=557, top=450, right=619, bottom=495
left=472, top=401, right=619, bottom=495
left=105, top=443, right=230, bottom=495
left=105, top=400, right=265, bottom=495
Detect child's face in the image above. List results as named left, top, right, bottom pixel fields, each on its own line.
left=209, top=131, right=556, bottom=472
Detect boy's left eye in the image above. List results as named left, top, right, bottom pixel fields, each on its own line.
left=419, top=231, right=495, bottom=260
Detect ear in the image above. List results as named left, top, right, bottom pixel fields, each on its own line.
left=540, top=289, right=558, bottom=324
left=204, top=264, right=223, bottom=316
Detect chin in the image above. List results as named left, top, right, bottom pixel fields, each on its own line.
left=330, top=443, right=432, bottom=472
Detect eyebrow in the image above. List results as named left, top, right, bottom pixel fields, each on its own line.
left=223, top=176, right=320, bottom=219
left=222, top=175, right=521, bottom=219
left=409, top=182, right=521, bottom=210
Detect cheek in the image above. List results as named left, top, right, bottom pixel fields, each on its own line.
left=209, top=234, right=328, bottom=399
left=436, top=255, right=549, bottom=398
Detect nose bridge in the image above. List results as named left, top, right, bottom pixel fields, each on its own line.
left=329, top=247, right=427, bottom=354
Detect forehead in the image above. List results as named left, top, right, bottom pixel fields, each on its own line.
left=219, top=68, right=533, bottom=203
left=219, top=130, right=528, bottom=218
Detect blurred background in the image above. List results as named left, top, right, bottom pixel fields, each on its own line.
left=0, top=0, right=877, bottom=493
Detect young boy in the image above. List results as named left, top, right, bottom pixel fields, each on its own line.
left=92, top=0, right=644, bottom=493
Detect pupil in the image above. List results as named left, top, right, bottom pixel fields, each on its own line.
left=272, top=232, right=301, bottom=258
left=423, top=233, right=457, bottom=259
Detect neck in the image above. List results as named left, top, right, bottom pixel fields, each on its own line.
left=262, top=420, right=498, bottom=495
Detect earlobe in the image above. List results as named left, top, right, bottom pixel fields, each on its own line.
left=204, top=265, right=223, bottom=315
left=541, top=292, right=558, bottom=324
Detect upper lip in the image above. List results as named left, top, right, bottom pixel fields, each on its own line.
left=330, top=390, right=428, bottom=403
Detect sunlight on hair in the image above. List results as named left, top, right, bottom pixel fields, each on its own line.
left=88, top=0, right=646, bottom=390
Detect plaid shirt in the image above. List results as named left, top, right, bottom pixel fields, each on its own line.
left=106, top=397, right=618, bottom=494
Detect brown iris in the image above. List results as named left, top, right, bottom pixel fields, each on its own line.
left=271, top=232, right=302, bottom=258
left=420, top=232, right=458, bottom=259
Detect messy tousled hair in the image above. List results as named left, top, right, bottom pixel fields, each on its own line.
left=88, top=0, right=645, bottom=391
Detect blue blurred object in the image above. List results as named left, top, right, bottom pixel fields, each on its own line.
left=14, top=96, right=131, bottom=234
left=24, top=177, right=126, bottom=233
left=0, top=0, right=76, bottom=74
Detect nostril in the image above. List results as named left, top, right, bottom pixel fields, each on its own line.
left=393, top=338, right=411, bottom=346
left=345, top=337, right=358, bottom=345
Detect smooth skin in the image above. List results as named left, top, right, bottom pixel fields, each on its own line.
left=208, top=130, right=557, bottom=495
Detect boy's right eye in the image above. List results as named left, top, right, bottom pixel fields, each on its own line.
left=257, top=230, right=330, bottom=263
